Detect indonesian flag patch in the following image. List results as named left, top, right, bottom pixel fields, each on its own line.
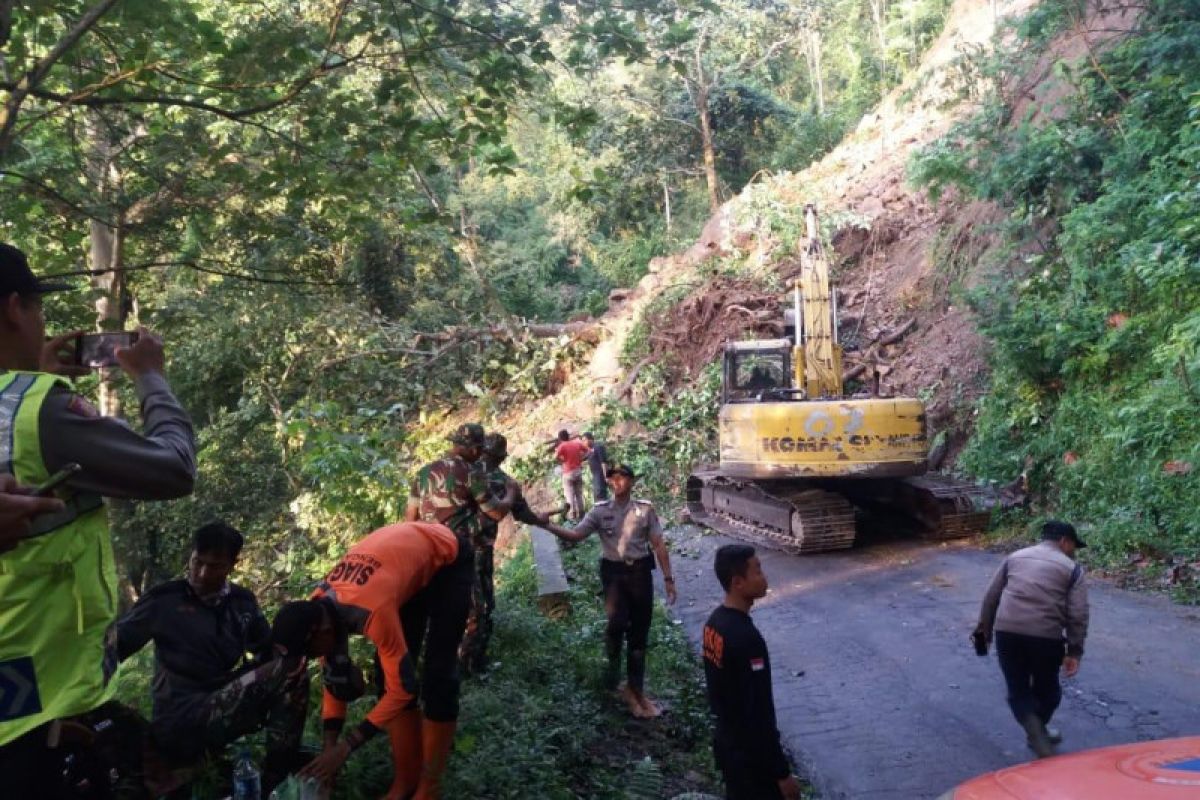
left=750, top=657, right=765, bottom=672
left=66, top=394, right=99, bottom=418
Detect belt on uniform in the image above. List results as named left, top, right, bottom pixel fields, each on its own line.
left=603, top=555, right=654, bottom=569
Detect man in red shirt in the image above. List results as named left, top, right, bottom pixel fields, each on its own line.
left=554, top=429, right=590, bottom=521
left=275, top=520, right=471, bottom=799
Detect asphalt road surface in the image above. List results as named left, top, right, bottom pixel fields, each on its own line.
left=667, top=526, right=1200, bottom=799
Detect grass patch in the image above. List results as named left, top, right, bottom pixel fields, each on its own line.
left=444, top=536, right=721, bottom=799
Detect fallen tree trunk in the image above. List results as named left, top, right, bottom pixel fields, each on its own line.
left=879, top=317, right=916, bottom=346
left=614, top=356, right=654, bottom=400
left=415, top=320, right=601, bottom=347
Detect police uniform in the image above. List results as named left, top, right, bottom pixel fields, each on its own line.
left=0, top=370, right=196, bottom=793
left=573, top=493, right=663, bottom=691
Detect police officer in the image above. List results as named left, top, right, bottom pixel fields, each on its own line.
left=0, top=243, right=197, bottom=793
left=545, top=462, right=676, bottom=718
left=975, top=520, right=1090, bottom=758
left=459, top=432, right=552, bottom=675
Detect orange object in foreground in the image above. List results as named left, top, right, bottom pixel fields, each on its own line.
left=942, top=737, right=1200, bottom=799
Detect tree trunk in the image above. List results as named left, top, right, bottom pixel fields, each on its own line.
left=85, top=112, right=129, bottom=417
left=808, top=29, right=826, bottom=114
left=869, top=0, right=888, bottom=58
left=662, top=177, right=672, bottom=234
left=697, top=81, right=720, bottom=213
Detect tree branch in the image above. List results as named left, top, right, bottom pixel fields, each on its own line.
left=0, top=0, right=121, bottom=153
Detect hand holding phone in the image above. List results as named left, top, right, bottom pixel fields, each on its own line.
left=0, top=474, right=65, bottom=552
left=40, top=330, right=90, bottom=378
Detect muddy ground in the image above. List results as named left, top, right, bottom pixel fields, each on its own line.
left=665, top=528, right=1200, bottom=799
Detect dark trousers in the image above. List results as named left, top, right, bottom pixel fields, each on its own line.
left=590, top=467, right=608, bottom=501
left=0, top=701, right=148, bottom=800
left=400, top=535, right=474, bottom=722
left=598, top=557, right=654, bottom=691
left=459, top=543, right=495, bottom=674
left=995, top=630, right=1065, bottom=726
left=714, top=742, right=784, bottom=800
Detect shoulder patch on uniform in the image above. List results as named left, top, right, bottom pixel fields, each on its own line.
left=66, top=394, right=99, bottom=418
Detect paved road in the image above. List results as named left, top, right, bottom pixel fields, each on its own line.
left=667, top=526, right=1200, bottom=799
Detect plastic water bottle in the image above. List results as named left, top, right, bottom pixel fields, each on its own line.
left=232, top=751, right=261, bottom=800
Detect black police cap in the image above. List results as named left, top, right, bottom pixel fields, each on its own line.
left=0, top=243, right=73, bottom=296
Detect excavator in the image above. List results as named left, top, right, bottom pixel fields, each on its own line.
left=686, top=205, right=994, bottom=554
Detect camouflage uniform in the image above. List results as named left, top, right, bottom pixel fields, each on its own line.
left=406, top=423, right=498, bottom=543
left=459, top=434, right=543, bottom=674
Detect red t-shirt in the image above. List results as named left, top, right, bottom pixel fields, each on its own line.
left=555, top=439, right=590, bottom=473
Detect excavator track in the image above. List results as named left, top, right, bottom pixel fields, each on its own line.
left=686, top=471, right=997, bottom=552
left=686, top=471, right=857, bottom=554
left=902, top=475, right=995, bottom=541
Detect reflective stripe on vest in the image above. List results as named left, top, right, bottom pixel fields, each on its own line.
left=0, top=371, right=114, bottom=745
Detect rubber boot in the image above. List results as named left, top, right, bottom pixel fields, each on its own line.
left=413, top=719, right=457, bottom=800
left=1019, top=712, right=1056, bottom=758
left=383, top=707, right=423, bottom=800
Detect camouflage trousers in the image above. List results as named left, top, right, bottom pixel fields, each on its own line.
left=149, top=656, right=310, bottom=790
left=459, top=543, right=495, bottom=675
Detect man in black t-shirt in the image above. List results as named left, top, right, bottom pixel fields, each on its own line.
left=582, top=432, right=609, bottom=501
left=702, top=544, right=801, bottom=800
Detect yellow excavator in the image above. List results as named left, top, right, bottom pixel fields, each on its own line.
left=686, top=205, right=994, bottom=553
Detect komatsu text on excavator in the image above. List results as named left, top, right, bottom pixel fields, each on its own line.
left=686, top=205, right=993, bottom=554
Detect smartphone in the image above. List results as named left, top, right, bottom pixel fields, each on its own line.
left=971, top=630, right=989, bottom=657
left=35, top=463, right=82, bottom=496
left=75, top=332, right=138, bottom=368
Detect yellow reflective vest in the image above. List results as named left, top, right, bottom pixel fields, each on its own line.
left=0, top=371, right=113, bottom=745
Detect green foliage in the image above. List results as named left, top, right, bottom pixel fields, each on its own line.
left=445, top=538, right=720, bottom=798
left=593, top=363, right=723, bottom=507
left=911, top=0, right=1200, bottom=566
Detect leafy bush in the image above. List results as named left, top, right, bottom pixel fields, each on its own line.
left=911, top=0, right=1200, bottom=568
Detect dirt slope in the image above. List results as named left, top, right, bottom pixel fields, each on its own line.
left=500, top=0, right=1139, bottom=464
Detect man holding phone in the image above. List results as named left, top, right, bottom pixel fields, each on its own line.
left=0, top=243, right=198, bottom=792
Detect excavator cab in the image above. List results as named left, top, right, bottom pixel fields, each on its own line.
left=724, top=340, right=793, bottom=402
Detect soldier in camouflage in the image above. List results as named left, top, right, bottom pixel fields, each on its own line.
left=459, top=433, right=555, bottom=675
left=404, top=422, right=517, bottom=540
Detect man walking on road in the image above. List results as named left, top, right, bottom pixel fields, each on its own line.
left=543, top=463, right=676, bottom=718
left=553, top=429, right=589, bottom=520
left=582, top=431, right=609, bottom=502
left=975, top=520, right=1090, bottom=758
left=702, top=544, right=802, bottom=800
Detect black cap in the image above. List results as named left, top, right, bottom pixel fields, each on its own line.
left=1041, top=520, right=1086, bottom=548
left=447, top=422, right=486, bottom=447
left=607, top=462, right=636, bottom=480
left=482, top=432, right=508, bottom=458
left=0, top=243, right=73, bottom=296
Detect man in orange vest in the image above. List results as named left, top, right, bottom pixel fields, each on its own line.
left=275, top=520, right=472, bottom=799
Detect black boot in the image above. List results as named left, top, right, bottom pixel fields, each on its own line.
left=1019, top=712, right=1056, bottom=758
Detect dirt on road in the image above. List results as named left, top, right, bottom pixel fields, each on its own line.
left=667, top=528, right=1200, bottom=799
